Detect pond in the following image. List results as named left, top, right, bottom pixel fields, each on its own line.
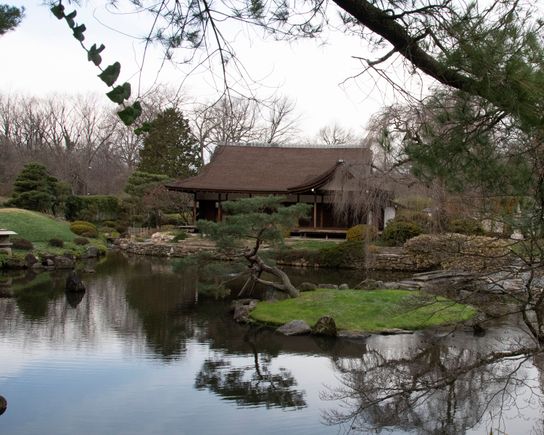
left=0, top=252, right=543, bottom=434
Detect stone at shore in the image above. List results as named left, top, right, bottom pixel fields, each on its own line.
left=81, top=246, right=99, bottom=259
left=312, top=316, right=337, bottom=337
left=65, top=271, right=86, bottom=293
left=53, top=255, right=75, bottom=269
left=299, top=282, right=317, bottom=291
left=318, top=284, right=339, bottom=290
left=379, top=328, right=413, bottom=335
left=231, top=299, right=259, bottom=323
left=355, top=279, right=384, bottom=290
left=276, top=320, right=311, bottom=336
left=25, top=253, right=39, bottom=268
left=0, top=395, right=7, bottom=416
left=339, top=283, right=349, bottom=290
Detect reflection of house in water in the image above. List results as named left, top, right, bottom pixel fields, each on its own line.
left=167, top=144, right=397, bottom=235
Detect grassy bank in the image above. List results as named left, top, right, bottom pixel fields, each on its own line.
left=0, top=208, right=106, bottom=257
left=251, top=289, right=476, bottom=332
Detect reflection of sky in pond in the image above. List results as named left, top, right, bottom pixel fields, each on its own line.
left=0, top=252, right=543, bottom=434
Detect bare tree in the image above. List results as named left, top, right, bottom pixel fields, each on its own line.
left=318, top=123, right=359, bottom=146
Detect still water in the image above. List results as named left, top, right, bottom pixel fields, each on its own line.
left=0, top=252, right=543, bottom=434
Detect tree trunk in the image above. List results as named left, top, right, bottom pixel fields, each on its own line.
left=243, top=251, right=299, bottom=298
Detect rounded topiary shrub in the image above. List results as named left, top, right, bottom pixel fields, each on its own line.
left=73, top=237, right=89, bottom=245
left=395, top=210, right=433, bottom=232
left=48, top=238, right=64, bottom=248
left=11, top=237, right=34, bottom=250
left=69, top=220, right=98, bottom=238
left=172, top=231, right=187, bottom=242
left=346, top=224, right=378, bottom=242
left=382, top=220, right=423, bottom=246
left=447, top=217, right=484, bottom=236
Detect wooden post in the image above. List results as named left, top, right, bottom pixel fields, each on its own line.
left=313, top=190, right=317, bottom=229
left=217, top=193, right=222, bottom=221
left=192, top=193, right=197, bottom=225
left=320, top=194, right=324, bottom=228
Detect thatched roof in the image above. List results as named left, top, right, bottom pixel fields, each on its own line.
left=167, top=145, right=372, bottom=193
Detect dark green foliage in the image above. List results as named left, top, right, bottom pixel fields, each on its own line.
left=382, top=220, right=423, bottom=246
left=405, top=91, right=534, bottom=196
left=7, top=163, right=59, bottom=213
left=138, top=108, right=202, bottom=178
left=64, top=195, right=120, bottom=221
left=447, top=218, right=484, bottom=236
left=73, top=237, right=89, bottom=245
left=69, top=220, right=98, bottom=238
left=10, top=236, right=33, bottom=250
left=198, top=196, right=311, bottom=251
left=172, top=231, right=187, bottom=242
left=346, top=224, right=377, bottom=242
left=0, top=4, right=24, bottom=35
left=395, top=210, right=433, bottom=232
left=275, top=240, right=367, bottom=268
left=48, top=238, right=64, bottom=248
left=124, top=171, right=170, bottom=197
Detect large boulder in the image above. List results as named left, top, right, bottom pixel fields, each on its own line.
left=65, top=271, right=86, bottom=293
left=312, top=316, right=337, bottom=337
left=53, top=255, right=75, bottom=269
left=299, top=282, right=317, bottom=292
left=276, top=320, right=311, bottom=336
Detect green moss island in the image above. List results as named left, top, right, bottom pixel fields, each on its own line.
left=251, top=289, right=476, bottom=332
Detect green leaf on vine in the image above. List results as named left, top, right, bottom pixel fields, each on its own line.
left=65, top=10, right=77, bottom=28
left=87, top=44, right=105, bottom=66
left=118, top=101, right=142, bottom=126
left=73, top=24, right=86, bottom=42
left=50, top=3, right=65, bottom=19
left=98, top=62, right=121, bottom=87
left=106, top=82, right=131, bottom=104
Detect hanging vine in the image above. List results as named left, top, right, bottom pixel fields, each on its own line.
left=50, top=1, right=142, bottom=126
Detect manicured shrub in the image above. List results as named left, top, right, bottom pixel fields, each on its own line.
left=395, top=210, right=433, bottom=232
left=346, top=224, right=378, bottom=242
left=447, top=217, right=484, bottom=236
left=382, top=220, right=422, bottom=246
left=69, top=220, right=98, bottom=238
left=319, top=240, right=366, bottom=268
left=73, top=237, right=89, bottom=245
left=10, top=236, right=34, bottom=250
left=48, top=238, right=64, bottom=248
left=172, top=231, right=187, bottom=242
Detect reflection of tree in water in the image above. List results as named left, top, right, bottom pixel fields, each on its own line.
left=324, top=339, right=542, bottom=434
left=125, top=269, right=198, bottom=360
left=194, top=329, right=306, bottom=409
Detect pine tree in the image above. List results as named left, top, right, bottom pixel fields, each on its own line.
left=138, top=108, right=201, bottom=178
left=7, top=163, right=59, bottom=213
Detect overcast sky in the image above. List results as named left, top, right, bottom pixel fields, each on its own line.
left=0, top=1, right=427, bottom=139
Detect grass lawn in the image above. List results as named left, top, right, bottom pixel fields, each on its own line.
left=284, top=239, right=341, bottom=250
left=0, top=208, right=74, bottom=242
left=0, top=208, right=106, bottom=255
left=251, top=289, right=476, bottom=332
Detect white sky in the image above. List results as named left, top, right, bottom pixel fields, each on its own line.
left=0, top=1, right=424, bottom=138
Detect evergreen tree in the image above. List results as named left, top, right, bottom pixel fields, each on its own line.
left=0, top=4, right=23, bottom=36
left=198, top=196, right=310, bottom=298
left=138, top=108, right=201, bottom=178
left=7, top=163, right=59, bottom=213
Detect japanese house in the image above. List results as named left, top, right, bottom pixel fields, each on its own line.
left=166, top=144, right=395, bottom=236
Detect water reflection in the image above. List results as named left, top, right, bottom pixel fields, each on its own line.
left=0, top=252, right=543, bottom=434
left=324, top=333, right=543, bottom=434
